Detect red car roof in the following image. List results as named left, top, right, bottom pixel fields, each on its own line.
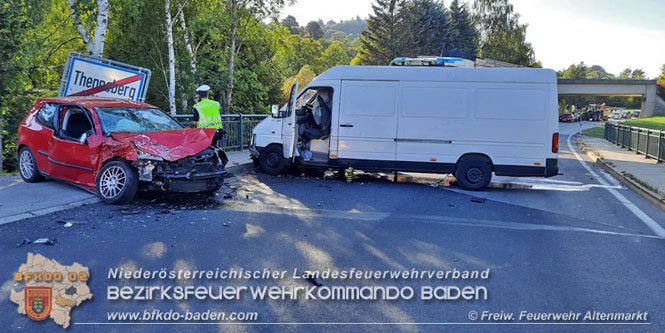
left=36, top=96, right=157, bottom=109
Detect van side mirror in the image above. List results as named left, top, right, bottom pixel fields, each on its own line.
left=271, top=105, right=279, bottom=118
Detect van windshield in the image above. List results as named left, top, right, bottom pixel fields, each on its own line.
left=96, top=107, right=183, bottom=135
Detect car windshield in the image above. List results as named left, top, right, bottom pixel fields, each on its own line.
left=96, top=107, right=183, bottom=135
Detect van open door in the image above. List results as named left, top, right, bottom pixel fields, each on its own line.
left=281, top=81, right=299, bottom=161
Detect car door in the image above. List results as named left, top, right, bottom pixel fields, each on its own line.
left=281, top=81, right=299, bottom=161
left=337, top=80, right=398, bottom=167
left=48, top=105, right=97, bottom=187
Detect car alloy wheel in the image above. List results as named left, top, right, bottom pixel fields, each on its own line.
left=19, top=149, right=35, bottom=180
left=99, top=165, right=127, bottom=199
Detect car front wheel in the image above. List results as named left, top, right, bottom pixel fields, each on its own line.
left=18, top=147, right=44, bottom=183
left=96, top=161, right=138, bottom=204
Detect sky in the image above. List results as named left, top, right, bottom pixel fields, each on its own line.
left=281, top=0, right=665, bottom=78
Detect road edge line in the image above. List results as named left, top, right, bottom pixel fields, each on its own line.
left=576, top=139, right=665, bottom=212
left=566, top=131, right=665, bottom=237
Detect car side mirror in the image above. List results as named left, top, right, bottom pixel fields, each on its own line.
left=271, top=105, right=279, bottom=118
left=79, top=132, right=90, bottom=145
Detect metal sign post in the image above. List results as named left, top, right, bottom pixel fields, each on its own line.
left=58, top=52, right=152, bottom=102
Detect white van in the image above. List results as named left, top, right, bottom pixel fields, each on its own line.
left=249, top=66, right=559, bottom=190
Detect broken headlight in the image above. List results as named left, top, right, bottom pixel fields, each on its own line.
left=136, top=150, right=164, bottom=161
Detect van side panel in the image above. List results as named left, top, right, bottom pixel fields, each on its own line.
left=396, top=82, right=550, bottom=173
left=337, top=81, right=398, bottom=163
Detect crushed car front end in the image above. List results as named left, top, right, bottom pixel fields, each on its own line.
left=134, top=145, right=228, bottom=193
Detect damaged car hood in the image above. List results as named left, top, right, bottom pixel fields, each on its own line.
left=111, top=128, right=217, bottom=162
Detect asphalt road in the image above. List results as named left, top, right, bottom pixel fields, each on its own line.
left=1, top=122, right=664, bottom=332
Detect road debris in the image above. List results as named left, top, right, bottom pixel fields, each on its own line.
left=323, top=170, right=335, bottom=179
left=302, top=271, right=324, bottom=286
left=223, top=222, right=231, bottom=227
left=33, top=238, right=57, bottom=245
left=471, top=197, right=487, bottom=203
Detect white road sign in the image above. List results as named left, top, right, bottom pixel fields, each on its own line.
left=60, top=53, right=150, bottom=102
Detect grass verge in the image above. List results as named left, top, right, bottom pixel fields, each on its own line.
left=581, top=125, right=605, bottom=138
left=622, top=116, right=665, bottom=131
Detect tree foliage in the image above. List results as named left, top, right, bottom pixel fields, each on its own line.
left=473, top=0, right=535, bottom=66
left=356, top=0, right=403, bottom=65
left=658, top=64, right=665, bottom=86
left=447, top=0, right=478, bottom=60
left=305, top=21, right=324, bottom=40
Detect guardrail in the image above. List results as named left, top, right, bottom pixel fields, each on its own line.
left=173, top=114, right=269, bottom=151
left=604, top=122, right=665, bottom=163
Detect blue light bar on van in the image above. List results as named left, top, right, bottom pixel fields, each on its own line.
left=389, top=57, right=475, bottom=68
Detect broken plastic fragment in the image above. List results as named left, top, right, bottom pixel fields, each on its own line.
left=33, top=238, right=56, bottom=245
left=302, top=271, right=323, bottom=286
left=471, top=197, right=487, bottom=203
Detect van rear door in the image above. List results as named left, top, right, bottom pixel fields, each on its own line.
left=337, top=81, right=398, bottom=167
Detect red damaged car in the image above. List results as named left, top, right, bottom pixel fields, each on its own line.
left=17, top=97, right=228, bottom=204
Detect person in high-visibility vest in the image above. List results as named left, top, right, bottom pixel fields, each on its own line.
left=191, top=85, right=225, bottom=146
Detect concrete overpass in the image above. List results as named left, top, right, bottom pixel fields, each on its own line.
left=557, top=79, right=665, bottom=117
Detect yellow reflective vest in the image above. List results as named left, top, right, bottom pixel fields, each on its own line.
left=194, top=99, right=223, bottom=129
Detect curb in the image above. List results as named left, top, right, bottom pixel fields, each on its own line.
left=0, top=197, right=100, bottom=226
left=576, top=138, right=665, bottom=212
left=0, top=162, right=256, bottom=226
left=226, top=161, right=255, bottom=175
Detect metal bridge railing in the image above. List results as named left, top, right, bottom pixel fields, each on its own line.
left=173, top=114, right=269, bottom=151
left=604, top=122, right=665, bottom=163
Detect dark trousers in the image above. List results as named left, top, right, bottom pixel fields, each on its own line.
left=212, top=129, right=226, bottom=147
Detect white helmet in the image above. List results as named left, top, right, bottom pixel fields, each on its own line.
left=196, top=85, right=211, bottom=92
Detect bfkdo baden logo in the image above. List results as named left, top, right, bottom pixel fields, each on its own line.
left=10, top=253, right=93, bottom=329
left=25, top=287, right=53, bottom=321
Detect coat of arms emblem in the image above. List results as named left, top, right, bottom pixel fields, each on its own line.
left=25, top=287, right=52, bottom=321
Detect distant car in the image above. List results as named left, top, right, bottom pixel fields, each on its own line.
left=620, top=111, right=631, bottom=119
left=610, top=112, right=621, bottom=120
left=17, top=97, right=228, bottom=204
left=631, top=111, right=641, bottom=119
left=573, top=113, right=581, bottom=122
left=559, top=114, right=576, bottom=123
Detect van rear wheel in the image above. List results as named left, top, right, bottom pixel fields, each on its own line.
left=259, top=145, right=288, bottom=175
left=455, top=158, right=492, bottom=191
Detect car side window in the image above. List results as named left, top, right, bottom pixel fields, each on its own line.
left=58, top=107, right=94, bottom=141
left=36, top=103, right=57, bottom=129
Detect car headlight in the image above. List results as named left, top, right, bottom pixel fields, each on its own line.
left=137, top=150, right=163, bottom=161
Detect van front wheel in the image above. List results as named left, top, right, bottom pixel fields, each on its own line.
left=455, top=158, right=492, bottom=191
left=259, top=145, right=288, bottom=175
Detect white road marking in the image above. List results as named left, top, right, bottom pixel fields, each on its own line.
left=566, top=129, right=665, bottom=237
left=221, top=202, right=665, bottom=241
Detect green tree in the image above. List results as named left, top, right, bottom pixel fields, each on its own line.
left=630, top=68, right=646, bottom=80
left=618, top=68, right=646, bottom=80
left=281, top=65, right=317, bottom=99
left=658, top=64, right=665, bottom=85
left=305, top=21, right=324, bottom=40
left=331, top=31, right=349, bottom=42
left=281, top=15, right=302, bottom=35
left=560, top=62, right=589, bottom=79
left=313, top=41, right=351, bottom=74
left=447, top=0, right=478, bottom=59
left=356, top=0, right=404, bottom=65
left=399, top=0, right=452, bottom=57
left=473, top=0, right=535, bottom=66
